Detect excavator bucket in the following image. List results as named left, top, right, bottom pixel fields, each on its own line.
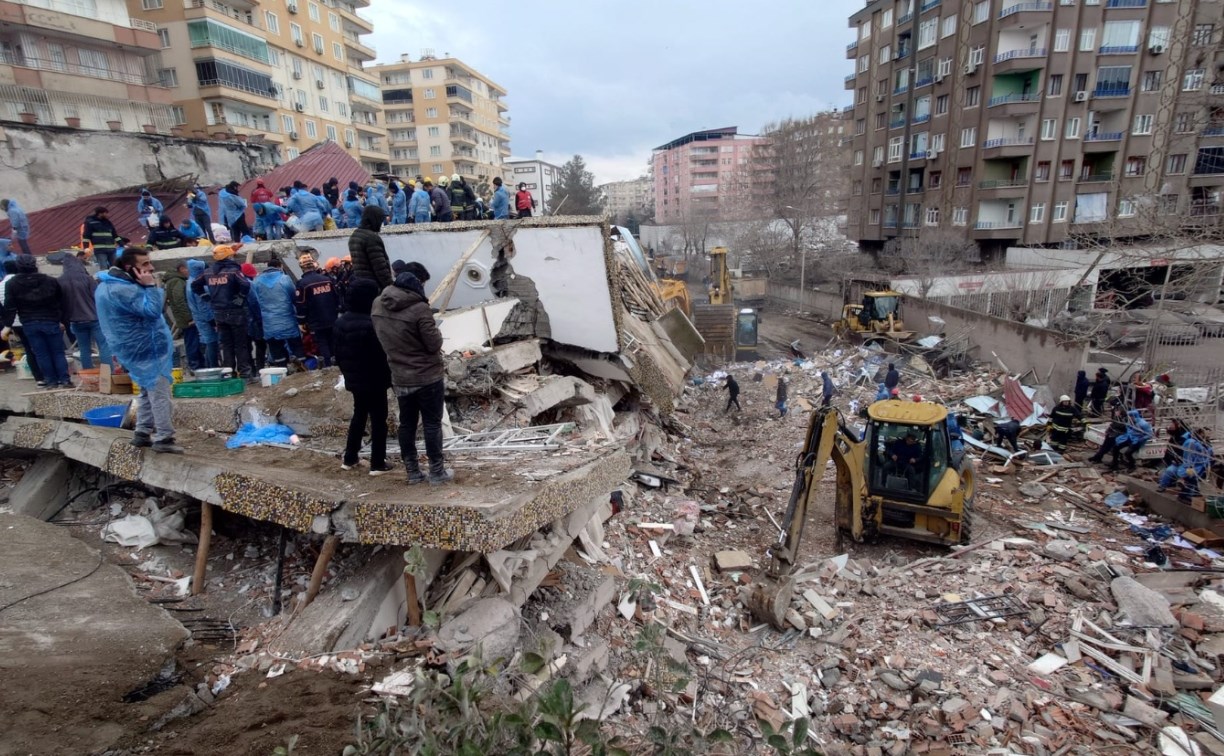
left=746, top=574, right=795, bottom=631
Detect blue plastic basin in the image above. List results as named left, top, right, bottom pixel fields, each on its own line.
left=83, top=404, right=128, bottom=428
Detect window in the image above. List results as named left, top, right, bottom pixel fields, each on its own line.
left=170, top=105, right=186, bottom=124
left=852, top=180, right=863, bottom=196
left=973, top=1, right=988, bottom=24
left=429, top=145, right=442, bottom=157
left=1059, top=160, right=1075, bottom=180
left=1053, top=202, right=1068, bottom=222
left=269, top=49, right=279, bottom=66
left=875, top=112, right=887, bottom=129
left=931, top=133, right=945, bottom=152
left=1167, top=153, right=1187, bottom=174
left=1139, top=71, right=1162, bottom=93
left=307, top=1, right=319, bottom=21
left=332, top=42, right=342, bottom=60
left=291, top=57, right=303, bottom=76
left=873, top=146, right=885, bottom=163
left=329, top=12, right=339, bottom=31
left=431, top=164, right=443, bottom=174
left=1074, top=73, right=1088, bottom=93
left=1065, top=117, right=1081, bottom=139
left=312, top=33, right=324, bottom=53
left=956, top=167, right=971, bottom=185
left=857, top=86, right=868, bottom=104
left=1041, top=119, right=1058, bottom=140
left=424, top=88, right=435, bottom=99
left=1054, top=29, right=1070, bottom=52
left=1132, top=115, right=1153, bottom=135
left=1159, top=194, right=1178, bottom=214
left=290, top=22, right=303, bottom=43
left=969, top=46, right=984, bottom=66
left=281, top=114, right=294, bottom=132
left=859, top=21, right=870, bottom=40
left=929, top=170, right=942, bottom=188
left=1102, top=20, right=1141, bottom=52
left=1125, top=157, right=1146, bottom=176
left=859, top=55, right=870, bottom=73
left=871, top=177, right=882, bottom=193
left=942, top=14, right=956, bottom=38
left=935, top=94, right=949, bottom=114
left=894, top=69, right=909, bottom=92
left=1118, top=199, right=1136, bottom=217
left=426, top=125, right=440, bottom=137
left=318, top=95, right=328, bottom=111
left=1035, top=161, right=1051, bottom=181
left=1174, top=112, right=1194, bottom=133
left=925, top=207, right=940, bottom=226
left=856, top=118, right=866, bottom=134
left=345, top=128, right=356, bottom=144
left=918, top=18, right=937, bottom=49
left=1193, top=24, right=1215, bottom=46
left=425, top=107, right=437, bottom=117
left=1030, top=203, right=1045, bottom=223
left=965, top=86, right=980, bottom=107
left=157, top=28, right=171, bottom=47
left=158, top=67, right=178, bottom=87
left=888, top=136, right=903, bottom=162
left=141, top=0, right=162, bottom=8
left=326, top=124, right=337, bottom=140
left=879, top=45, right=892, bottom=64
left=305, top=120, right=317, bottom=138
left=1047, top=74, right=1063, bottom=97
left=1079, top=28, right=1096, bottom=52
left=882, top=8, right=893, bottom=28
left=937, top=58, right=952, bottom=77
left=1196, top=148, right=1224, bottom=175
left=869, top=208, right=881, bottom=225
left=960, top=127, right=976, bottom=147
left=1149, top=26, right=1170, bottom=49
left=952, top=206, right=968, bottom=225
left=1184, top=68, right=1205, bottom=91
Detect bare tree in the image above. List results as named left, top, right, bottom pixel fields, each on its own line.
left=880, top=228, right=977, bottom=297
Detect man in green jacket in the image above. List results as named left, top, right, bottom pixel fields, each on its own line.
left=163, top=260, right=202, bottom=371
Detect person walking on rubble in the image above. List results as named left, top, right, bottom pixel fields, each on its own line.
left=776, top=376, right=789, bottom=418
left=1047, top=395, right=1080, bottom=453
left=372, top=263, right=453, bottom=485
left=1073, top=370, right=1090, bottom=411
left=821, top=371, right=836, bottom=409
left=885, top=362, right=900, bottom=392
left=349, top=205, right=393, bottom=290
left=724, top=374, right=741, bottom=413
left=1089, top=367, right=1110, bottom=416
left=335, top=278, right=393, bottom=476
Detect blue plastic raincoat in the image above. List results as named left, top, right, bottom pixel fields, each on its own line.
left=186, top=259, right=217, bottom=344
left=251, top=268, right=299, bottom=340
left=341, top=198, right=363, bottom=228
left=94, top=269, right=174, bottom=388
left=408, top=188, right=431, bottom=223
left=389, top=186, right=408, bottom=224
left=217, top=188, right=247, bottom=226
left=4, top=199, right=29, bottom=240
left=253, top=202, right=287, bottom=239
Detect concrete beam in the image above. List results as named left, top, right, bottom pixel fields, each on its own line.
left=8, top=453, right=69, bottom=521
left=521, top=376, right=596, bottom=419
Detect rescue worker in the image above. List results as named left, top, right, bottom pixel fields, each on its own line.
left=491, top=176, right=510, bottom=220
left=188, top=185, right=215, bottom=243
left=365, top=183, right=388, bottom=214
left=251, top=256, right=303, bottom=368
left=885, top=433, right=924, bottom=490
left=341, top=190, right=364, bottom=229
left=1163, top=419, right=1191, bottom=468
left=164, top=260, right=201, bottom=371
left=515, top=182, right=535, bottom=217
left=177, top=216, right=206, bottom=245
left=431, top=177, right=452, bottom=222
left=1073, top=370, right=1089, bottom=411
left=1159, top=429, right=1212, bottom=500
left=1047, top=395, right=1080, bottom=453
left=310, top=188, right=334, bottom=230
left=994, top=418, right=1022, bottom=453
left=82, top=206, right=120, bottom=269
left=724, top=374, right=741, bottom=413
left=146, top=216, right=188, bottom=250
left=348, top=205, right=392, bottom=289
left=135, top=189, right=163, bottom=231
left=1124, top=372, right=1154, bottom=411
left=286, top=182, right=323, bottom=233
left=947, top=412, right=966, bottom=467
left=252, top=202, right=288, bottom=240
left=323, top=178, right=340, bottom=209
left=250, top=179, right=274, bottom=206
left=776, top=376, right=788, bottom=418
left=875, top=383, right=889, bottom=402
left=409, top=180, right=432, bottom=223
left=1, top=255, right=69, bottom=387
left=1104, top=408, right=1152, bottom=472
left=242, top=262, right=266, bottom=371
left=448, top=174, right=470, bottom=221
left=1, top=199, right=30, bottom=255
left=185, top=259, right=218, bottom=368
left=295, top=253, right=340, bottom=368
left=217, top=181, right=250, bottom=241
left=1089, top=368, right=1110, bottom=416
left=388, top=181, right=408, bottom=225
left=885, top=362, right=900, bottom=392
left=191, top=244, right=253, bottom=379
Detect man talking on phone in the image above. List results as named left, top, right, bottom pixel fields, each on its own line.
left=95, top=245, right=183, bottom=453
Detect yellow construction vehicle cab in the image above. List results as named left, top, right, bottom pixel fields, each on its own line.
left=747, top=401, right=976, bottom=628
left=834, top=290, right=913, bottom=343
left=707, top=246, right=733, bottom=305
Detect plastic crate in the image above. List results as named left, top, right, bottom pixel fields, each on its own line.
left=172, top=377, right=246, bottom=399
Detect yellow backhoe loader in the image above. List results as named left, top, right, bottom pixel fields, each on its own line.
left=833, top=290, right=914, bottom=344
left=747, top=401, right=976, bottom=629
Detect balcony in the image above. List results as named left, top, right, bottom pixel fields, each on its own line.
left=912, top=113, right=930, bottom=125
left=0, top=52, right=160, bottom=87
left=898, top=13, right=912, bottom=25
left=843, top=104, right=856, bottom=114
left=1085, top=131, right=1124, bottom=142
left=987, top=92, right=1041, bottom=116
left=992, top=48, right=1047, bottom=74
left=183, top=0, right=262, bottom=31
left=885, top=187, right=901, bottom=196
left=981, top=136, right=1035, bottom=157
left=450, top=128, right=476, bottom=145
left=1078, top=172, right=1115, bottom=183
left=889, top=117, right=907, bottom=129
left=988, top=92, right=1040, bottom=107
left=920, top=0, right=940, bottom=12
left=1083, top=131, right=1124, bottom=151
left=845, top=75, right=857, bottom=90
left=334, top=3, right=374, bottom=33
left=908, top=151, right=928, bottom=162
left=883, top=218, right=899, bottom=229
left=973, top=219, right=1024, bottom=239
left=1099, top=45, right=1140, bottom=55
left=915, top=76, right=934, bottom=88
left=978, top=178, right=1028, bottom=189
left=999, top=2, right=1052, bottom=19
left=1092, top=86, right=1131, bottom=98
left=1105, top=0, right=1145, bottom=6
left=1202, top=126, right=1224, bottom=137
left=342, top=34, right=376, bottom=62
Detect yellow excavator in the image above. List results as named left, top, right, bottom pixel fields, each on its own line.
left=747, top=401, right=976, bottom=629
left=833, top=290, right=914, bottom=344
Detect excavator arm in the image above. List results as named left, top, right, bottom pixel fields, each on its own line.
left=748, top=405, right=868, bottom=628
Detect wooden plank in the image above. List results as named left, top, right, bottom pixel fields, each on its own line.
left=429, top=229, right=491, bottom=314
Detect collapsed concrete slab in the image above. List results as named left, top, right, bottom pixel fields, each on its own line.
left=0, top=513, right=188, bottom=755
left=8, top=453, right=70, bottom=521
left=518, top=376, right=597, bottom=419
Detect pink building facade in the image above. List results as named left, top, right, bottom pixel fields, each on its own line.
left=651, top=126, right=767, bottom=224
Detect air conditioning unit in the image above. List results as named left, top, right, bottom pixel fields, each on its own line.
left=926, top=149, right=938, bottom=159
left=872, top=158, right=884, bottom=168
left=876, top=94, right=886, bottom=102
left=287, top=2, right=298, bottom=12
left=1149, top=44, right=1164, bottom=54
left=294, top=39, right=304, bottom=47
left=293, top=102, right=305, bottom=112
left=289, top=130, right=299, bottom=140
left=291, top=71, right=302, bottom=80
left=315, top=79, right=324, bottom=89
left=344, top=140, right=353, bottom=148
left=934, top=73, right=945, bottom=83
left=963, top=63, right=978, bottom=75
left=1074, top=91, right=1088, bottom=102
left=314, top=45, right=324, bottom=54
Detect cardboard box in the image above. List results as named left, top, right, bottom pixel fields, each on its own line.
left=1183, top=528, right=1224, bottom=549
left=1190, top=496, right=1207, bottom=513
left=98, top=364, right=133, bottom=395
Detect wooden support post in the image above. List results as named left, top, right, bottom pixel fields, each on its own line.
left=404, top=572, right=422, bottom=627
left=304, top=534, right=339, bottom=608
left=271, top=525, right=288, bottom=615
left=191, top=502, right=213, bottom=596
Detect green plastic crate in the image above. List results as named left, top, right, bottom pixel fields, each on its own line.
left=1207, top=496, right=1224, bottom=520
left=172, top=377, right=246, bottom=399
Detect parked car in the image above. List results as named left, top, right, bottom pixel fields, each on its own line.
left=1100, top=309, right=1200, bottom=348
left=1083, top=350, right=1146, bottom=382
left=1156, top=301, right=1224, bottom=337
left=1051, top=310, right=1115, bottom=344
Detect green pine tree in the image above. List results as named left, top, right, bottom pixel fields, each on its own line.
left=546, top=155, right=605, bottom=216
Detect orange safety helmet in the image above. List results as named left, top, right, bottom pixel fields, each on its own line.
left=323, top=257, right=341, bottom=272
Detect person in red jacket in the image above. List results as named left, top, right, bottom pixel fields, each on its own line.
left=514, top=183, right=536, bottom=218
left=250, top=179, right=274, bottom=206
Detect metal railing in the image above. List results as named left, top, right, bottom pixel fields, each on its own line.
left=915, top=76, right=934, bottom=88
left=974, top=220, right=1023, bottom=229
left=983, top=136, right=1035, bottom=148
left=1211, top=84, right=1224, bottom=95
left=847, top=40, right=858, bottom=51
left=1078, top=172, right=1114, bottom=182
left=898, top=13, right=913, bottom=24
left=1105, top=0, right=1145, bottom=7
left=883, top=218, right=899, bottom=228
left=845, top=74, right=856, bottom=84
left=999, top=1, right=1052, bottom=18
left=889, top=117, right=907, bottom=129
left=1099, top=45, right=1140, bottom=54
left=978, top=178, right=1028, bottom=188
left=988, top=92, right=1041, bottom=107
left=196, top=76, right=274, bottom=97
left=1085, top=131, right=1124, bottom=141
left=1092, top=86, right=1131, bottom=98
left=995, top=47, right=1047, bottom=62
left=183, top=0, right=260, bottom=28
left=0, top=83, right=176, bottom=131
left=920, top=0, right=940, bottom=11
left=912, top=113, right=930, bottom=124
left=130, top=17, right=158, bottom=32
left=885, top=187, right=901, bottom=195
left=0, top=53, right=159, bottom=87
left=1202, top=126, right=1224, bottom=137
left=909, top=151, right=929, bottom=160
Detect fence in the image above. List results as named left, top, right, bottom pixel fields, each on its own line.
left=767, top=283, right=843, bottom=318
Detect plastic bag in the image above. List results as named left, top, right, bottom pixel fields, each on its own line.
left=226, top=422, right=298, bottom=449
left=102, top=515, right=159, bottom=549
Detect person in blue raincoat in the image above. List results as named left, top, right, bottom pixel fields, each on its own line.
left=217, top=181, right=250, bottom=240
left=252, top=202, right=288, bottom=240
left=251, top=256, right=303, bottom=367
left=1159, top=429, right=1213, bottom=499
left=185, top=258, right=218, bottom=369
left=188, top=185, right=214, bottom=243
left=135, top=189, right=163, bottom=231
left=875, top=383, right=890, bottom=402
left=490, top=177, right=510, bottom=220
left=95, top=246, right=182, bottom=453
left=286, top=182, right=323, bottom=233
left=1105, top=408, right=1152, bottom=472
left=388, top=181, right=408, bottom=225
left=1, top=199, right=31, bottom=254
left=947, top=412, right=965, bottom=467
left=365, top=184, right=388, bottom=213
left=341, top=191, right=364, bottom=228
left=177, top=217, right=205, bottom=244
left=408, top=182, right=431, bottom=223
left=310, top=189, right=333, bottom=224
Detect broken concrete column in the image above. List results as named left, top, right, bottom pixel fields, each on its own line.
left=9, top=453, right=70, bottom=521
left=521, top=376, right=596, bottom=419
left=1111, top=576, right=1177, bottom=627
left=446, top=339, right=543, bottom=395
left=437, top=597, right=521, bottom=663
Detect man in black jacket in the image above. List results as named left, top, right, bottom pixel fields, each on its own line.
left=82, top=206, right=120, bottom=269
left=1, top=255, right=70, bottom=387
left=146, top=216, right=188, bottom=250
left=295, top=253, right=340, bottom=367
left=335, top=278, right=393, bottom=475
left=190, top=244, right=253, bottom=379
left=372, top=266, right=451, bottom=485
left=348, top=205, right=392, bottom=289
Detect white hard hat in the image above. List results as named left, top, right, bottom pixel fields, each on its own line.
left=1059, top=394, right=1071, bottom=402
left=451, top=173, right=460, bottom=183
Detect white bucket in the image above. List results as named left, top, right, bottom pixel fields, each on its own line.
left=259, top=367, right=288, bottom=387
left=15, top=357, right=33, bottom=380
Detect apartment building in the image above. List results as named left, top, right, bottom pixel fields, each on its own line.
left=651, top=127, right=767, bottom=225
left=504, top=151, right=559, bottom=210
left=844, top=0, right=1224, bottom=258
left=0, top=0, right=175, bottom=132
left=130, top=0, right=386, bottom=170
left=370, top=53, right=510, bottom=182
left=599, top=176, right=653, bottom=220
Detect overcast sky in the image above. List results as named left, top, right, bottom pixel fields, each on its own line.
left=366, top=0, right=864, bottom=184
